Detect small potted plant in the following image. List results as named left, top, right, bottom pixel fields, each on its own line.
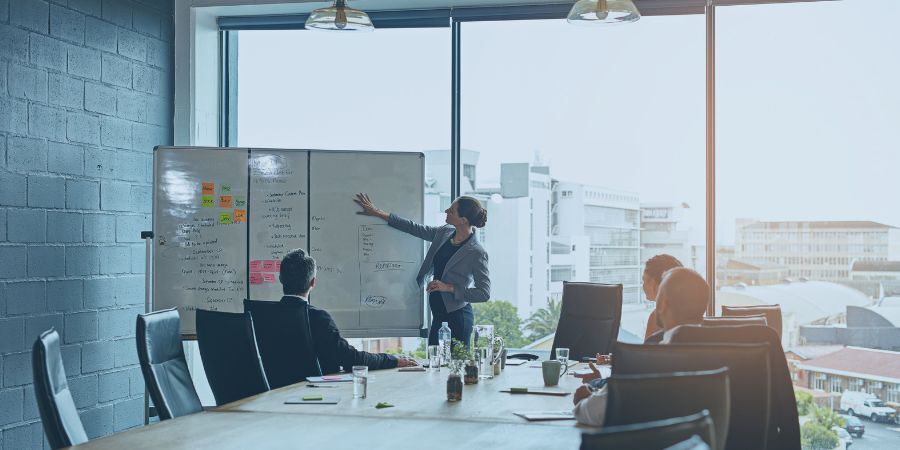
left=447, top=339, right=467, bottom=401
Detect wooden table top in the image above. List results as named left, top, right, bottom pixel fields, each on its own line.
left=71, top=363, right=608, bottom=449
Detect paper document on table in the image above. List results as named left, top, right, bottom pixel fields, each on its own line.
left=306, top=375, right=353, bottom=383
left=513, top=411, right=576, bottom=421
left=504, top=359, right=528, bottom=366
left=284, top=396, right=341, bottom=405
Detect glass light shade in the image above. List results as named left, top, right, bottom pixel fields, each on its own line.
left=305, top=0, right=374, bottom=32
left=567, top=0, right=641, bottom=25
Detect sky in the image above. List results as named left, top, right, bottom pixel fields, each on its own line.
left=237, top=0, right=900, bottom=246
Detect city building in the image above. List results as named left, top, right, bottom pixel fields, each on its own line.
left=851, top=261, right=900, bottom=299
left=735, top=220, right=900, bottom=282
left=800, top=306, right=900, bottom=351
left=640, top=203, right=693, bottom=270
left=795, top=347, right=900, bottom=407
left=717, top=258, right=790, bottom=287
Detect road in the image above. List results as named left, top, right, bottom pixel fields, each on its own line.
left=845, top=419, right=900, bottom=450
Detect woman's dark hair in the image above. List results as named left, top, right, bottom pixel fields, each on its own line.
left=456, top=196, right=487, bottom=228
left=644, top=254, right=683, bottom=284
left=280, top=248, right=317, bottom=295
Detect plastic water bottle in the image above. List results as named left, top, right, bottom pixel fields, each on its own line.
left=438, top=322, right=452, bottom=367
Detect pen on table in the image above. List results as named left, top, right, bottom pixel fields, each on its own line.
left=306, top=384, right=337, bottom=388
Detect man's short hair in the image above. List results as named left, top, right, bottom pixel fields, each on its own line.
left=644, top=254, right=684, bottom=284
left=658, top=268, right=710, bottom=323
left=280, top=249, right=316, bottom=295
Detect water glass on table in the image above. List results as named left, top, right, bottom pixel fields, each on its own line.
left=352, top=365, right=368, bottom=399
left=556, top=347, right=570, bottom=369
left=427, top=345, right=441, bottom=372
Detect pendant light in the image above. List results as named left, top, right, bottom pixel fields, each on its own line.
left=305, top=0, right=374, bottom=32
left=567, top=0, right=641, bottom=26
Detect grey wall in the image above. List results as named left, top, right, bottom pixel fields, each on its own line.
left=0, top=1, right=173, bottom=448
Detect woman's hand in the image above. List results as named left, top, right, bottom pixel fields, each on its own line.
left=426, top=280, right=455, bottom=293
left=573, top=385, right=593, bottom=405
left=396, top=358, right=419, bottom=368
left=574, top=361, right=603, bottom=383
left=354, top=193, right=389, bottom=221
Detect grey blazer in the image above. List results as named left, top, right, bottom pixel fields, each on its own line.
left=388, top=214, right=490, bottom=313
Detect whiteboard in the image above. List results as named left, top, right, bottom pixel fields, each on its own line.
left=153, top=147, right=249, bottom=335
left=152, top=147, right=425, bottom=337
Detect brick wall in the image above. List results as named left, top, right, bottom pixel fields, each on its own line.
left=0, top=1, right=173, bottom=448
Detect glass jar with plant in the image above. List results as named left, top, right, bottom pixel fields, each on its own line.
left=447, top=339, right=468, bottom=401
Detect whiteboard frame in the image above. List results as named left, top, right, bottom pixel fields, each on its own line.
left=152, top=146, right=428, bottom=338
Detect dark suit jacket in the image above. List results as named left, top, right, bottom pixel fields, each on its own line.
left=280, top=296, right=398, bottom=373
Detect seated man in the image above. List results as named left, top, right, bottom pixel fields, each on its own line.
left=572, top=268, right=710, bottom=426
left=279, top=248, right=417, bottom=373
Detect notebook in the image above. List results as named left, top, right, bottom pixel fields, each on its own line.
left=284, top=396, right=341, bottom=405
left=513, top=411, right=576, bottom=421
left=504, top=359, right=528, bottom=366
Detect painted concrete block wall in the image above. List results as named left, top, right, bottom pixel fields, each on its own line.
left=0, top=1, right=173, bottom=448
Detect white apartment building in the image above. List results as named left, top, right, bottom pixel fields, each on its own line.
left=553, top=181, right=642, bottom=304
left=736, top=221, right=900, bottom=281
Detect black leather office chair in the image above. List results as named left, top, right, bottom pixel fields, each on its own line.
left=196, top=310, right=270, bottom=405
left=612, top=342, right=771, bottom=450
left=665, top=325, right=801, bottom=450
left=243, top=299, right=322, bottom=389
left=136, top=308, right=203, bottom=420
left=551, top=282, right=622, bottom=360
left=665, top=435, right=711, bottom=450
left=581, top=410, right=715, bottom=450
left=605, top=368, right=730, bottom=450
left=701, top=315, right=767, bottom=328
left=721, top=304, right=782, bottom=339
left=32, top=329, right=89, bottom=449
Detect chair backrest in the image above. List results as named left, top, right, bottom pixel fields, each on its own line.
left=721, top=305, right=782, bottom=339
left=196, top=310, right=270, bottom=405
left=665, top=436, right=712, bottom=450
left=665, top=324, right=800, bottom=450
left=581, top=410, right=715, bottom=450
left=243, top=299, right=322, bottom=389
left=605, top=368, right=731, bottom=450
left=701, top=315, right=767, bottom=328
left=32, top=329, right=88, bottom=449
left=136, top=308, right=203, bottom=420
left=612, top=342, right=770, bottom=450
left=551, top=282, right=623, bottom=360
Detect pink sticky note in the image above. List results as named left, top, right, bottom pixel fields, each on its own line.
left=262, top=273, right=276, bottom=283
left=275, top=261, right=281, bottom=272
left=261, top=260, right=277, bottom=272
left=250, top=260, right=263, bottom=271
left=249, top=273, right=263, bottom=284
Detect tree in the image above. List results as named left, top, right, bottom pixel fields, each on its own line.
left=800, top=421, right=839, bottom=450
left=524, top=298, right=561, bottom=342
left=796, top=391, right=814, bottom=416
left=812, top=406, right=845, bottom=430
left=472, top=300, right=526, bottom=348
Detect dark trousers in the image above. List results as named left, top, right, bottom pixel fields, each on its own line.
left=427, top=303, right=474, bottom=347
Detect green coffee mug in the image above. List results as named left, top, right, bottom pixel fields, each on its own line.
left=542, top=360, right=567, bottom=386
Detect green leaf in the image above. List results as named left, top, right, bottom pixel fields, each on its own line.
left=375, top=402, right=394, bottom=409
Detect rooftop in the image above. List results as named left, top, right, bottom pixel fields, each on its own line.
left=742, top=221, right=896, bottom=230
left=852, top=261, right=900, bottom=273
left=717, top=281, right=872, bottom=326
left=796, top=347, right=900, bottom=383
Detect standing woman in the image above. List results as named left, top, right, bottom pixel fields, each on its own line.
left=354, top=193, right=490, bottom=346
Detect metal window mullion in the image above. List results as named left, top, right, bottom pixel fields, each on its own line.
left=705, top=1, right=716, bottom=315
left=451, top=20, right=461, bottom=199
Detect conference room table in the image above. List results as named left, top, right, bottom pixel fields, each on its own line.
left=69, top=361, right=610, bottom=449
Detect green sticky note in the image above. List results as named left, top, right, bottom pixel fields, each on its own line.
left=219, top=212, right=232, bottom=225
left=201, top=196, right=214, bottom=208
left=302, top=395, right=323, bottom=401
left=221, top=184, right=232, bottom=194
left=375, top=402, right=394, bottom=409
left=510, top=387, right=529, bottom=393
left=234, top=196, right=247, bottom=208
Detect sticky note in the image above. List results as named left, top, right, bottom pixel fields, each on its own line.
left=221, top=184, right=232, bottom=194
left=249, top=273, right=263, bottom=284
left=235, top=196, right=247, bottom=208
left=202, top=182, right=215, bottom=195
left=275, top=261, right=281, bottom=272
left=261, top=260, right=276, bottom=272
left=233, top=209, right=246, bottom=223
left=262, top=273, right=276, bottom=283
left=219, top=196, right=233, bottom=208
left=250, top=260, right=263, bottom=271
left=219, top=212, right=232, bottom=225
left=201, top=196, right=214, bottom=208
left=302, top=395, right=323, bottom=401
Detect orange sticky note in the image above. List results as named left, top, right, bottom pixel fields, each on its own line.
left=219, top=196, right=233, bottom=208
left=202, top=182, right=215, bottom=195
left=233, top=209, right=246, bottom=223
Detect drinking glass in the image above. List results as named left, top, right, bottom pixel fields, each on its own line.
left=352, top=365, right=368, bottom=399
left=556, top=347, right=570, bottom=369
left=427, top=345, right=441, bottom=372
left=476, top=347, right=493, bottom=379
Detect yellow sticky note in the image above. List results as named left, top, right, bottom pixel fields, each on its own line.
left=202, top=182, right=215, bottom=195
left=219, top=212, right=232, bottom=224
left=233, top=209, right=246, bottom=223
left=219, top=195, right=233, bottom=208
left=201, top=196, right=214, bottom=208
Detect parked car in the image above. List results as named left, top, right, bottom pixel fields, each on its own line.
left=832, top=426, right=853, bottom=449
left=840, top=391, right=897, bottom=423
left=840, top=414, right=865, bottom=438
